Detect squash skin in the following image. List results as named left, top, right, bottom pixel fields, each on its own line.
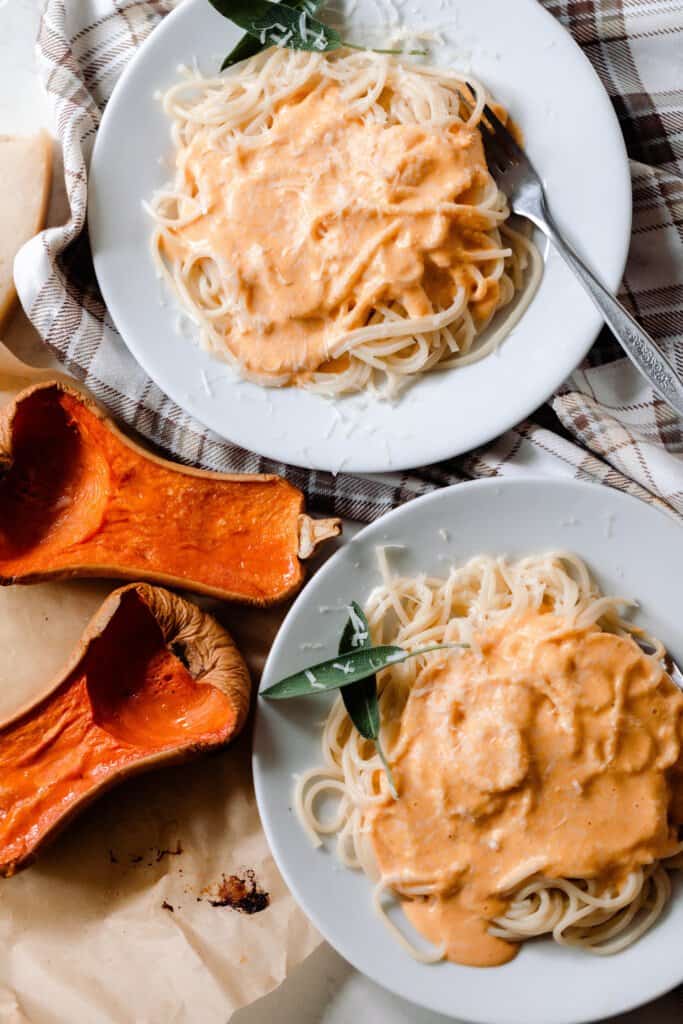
left=0, top=583, right=251, bottom=877
left=0, top=381, right=340, bottom=605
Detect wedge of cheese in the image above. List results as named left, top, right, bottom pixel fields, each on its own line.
left=0, top=133, right=52, bottom=330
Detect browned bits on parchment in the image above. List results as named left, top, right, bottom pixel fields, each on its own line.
left=207, top=870, right=270, bottom=914
left=107, top=840, right=184, bottom=867
left=155, top=840, right=183, bottom=862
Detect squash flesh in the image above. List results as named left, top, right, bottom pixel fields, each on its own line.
left=0, top=389, right=304, bottom=601
left=0, top=591, right=234, bottom=874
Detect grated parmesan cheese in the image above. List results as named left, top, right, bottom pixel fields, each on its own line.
left=305, top=669, right=325, bottom=690
left=199, top=368, right=213, bottom=397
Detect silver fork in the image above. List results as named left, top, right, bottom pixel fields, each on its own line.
left=475, top=101, right=683, bottom=418
left=635, top=638, right=683, bottom=692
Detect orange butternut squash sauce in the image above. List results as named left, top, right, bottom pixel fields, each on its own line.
left=0, top=592, right=233, bottom=873
left=367, top=613, right=683, bottom=966
left=161, top=84, right=497, bottom=379
left=0, top=389, right=303, bottom=601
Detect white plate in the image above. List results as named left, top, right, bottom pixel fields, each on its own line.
left=89, top=0, right=631, bottom=473
left=253, top=479, right=683, bottom=1024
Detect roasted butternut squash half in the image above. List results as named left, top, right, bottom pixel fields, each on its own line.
left=0, top=382, right=340, bottom=603
left=0, top=582, right=250, bottom=876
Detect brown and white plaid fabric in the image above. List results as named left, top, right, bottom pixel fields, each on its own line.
left=14, top=0, right=683, bottom=522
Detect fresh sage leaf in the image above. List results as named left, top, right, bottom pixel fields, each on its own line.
left=210, top=0, right=427, bottom=69
left=261, top=642, right=456, bottom=699
left=340, top=602, right=378, bottom=741
left=209, top=0, right=342, bottom=57
left=339, top=603, right=398, bottom=799
left=263, top=645, right=405, bottom=698
left=219, top=0, right=324, bottom=70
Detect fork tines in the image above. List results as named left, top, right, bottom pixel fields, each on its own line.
left=460, top=84, right=526, bottom=174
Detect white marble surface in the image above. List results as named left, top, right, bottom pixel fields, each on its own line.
left=0, top=3, right=680, bottom=1023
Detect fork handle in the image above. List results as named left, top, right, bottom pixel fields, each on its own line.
left=540, top=208, right=683, bottom=418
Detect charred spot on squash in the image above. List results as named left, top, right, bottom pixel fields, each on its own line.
left=0, top=586, right=244, bottom=876
left=170, top=640, right=191, bottom=671
left=0, top=384, right=336, bottom=604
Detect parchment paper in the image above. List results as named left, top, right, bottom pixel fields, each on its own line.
left=0, top=344, right=320, bottom=1024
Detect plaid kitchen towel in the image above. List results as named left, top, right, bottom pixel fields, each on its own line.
left=13, top=0, right=683, bottom=523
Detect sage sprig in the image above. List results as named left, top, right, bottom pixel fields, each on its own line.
left=209, top=0, right=342, bottom=58
left=338, top=603, right=398, bottom=799
left=217, top=0, right=325, bottom=70
left=261, top=608, right=465, bottom=798
left=208, top=0, right=427, bottom=70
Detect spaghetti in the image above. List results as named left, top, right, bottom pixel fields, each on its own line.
left=147, top=48, right=542, bottom=396
left=295, top=552, right=683, bottom=965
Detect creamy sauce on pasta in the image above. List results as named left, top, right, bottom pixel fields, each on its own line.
left=367, top=612, right=683, bottom=966
left=160, top=83, right=498, bottom=378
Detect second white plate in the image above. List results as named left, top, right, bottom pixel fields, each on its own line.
left=89, top=0, right=631, bottom=472
left=253, top=479, right=683, bottom=1024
